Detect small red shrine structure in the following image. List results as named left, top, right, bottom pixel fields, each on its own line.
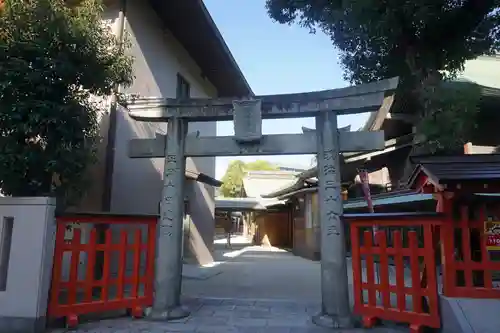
left=345, top=153, right=500, bottom=333
left=409, top=154, right=500, bottom=299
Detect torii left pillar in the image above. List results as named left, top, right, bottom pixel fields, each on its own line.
left=148, top=117, right=190, bottom=320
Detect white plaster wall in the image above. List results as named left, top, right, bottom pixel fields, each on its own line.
left=0, top=197, right=56, bottom=324
left=104, top=0, right=217, bottom=264
left=460, top=55, right=500, bottom=89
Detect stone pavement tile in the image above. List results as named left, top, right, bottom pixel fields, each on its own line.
left=266, top=317, right=310, bottom=328
left=187, top=315, right=230, bottom=326
left=288, top=328, right=406, bottom=333
left=47, top=317, right=407, bottom=333
left=239, top=327, right=292, bottom=333
left=231, top=317, right=268, bottom=327
left=195, top=326, right=239, bottom=333
left=221, top=298, right=257, bottom=306
left=47, top=298, right=408, bottom=333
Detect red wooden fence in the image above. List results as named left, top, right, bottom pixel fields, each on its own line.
left=47, top=213, right=157, bottom=328
left=347, top=214, right=441, bottom=333
left=441, top=204, right=500, bottom=298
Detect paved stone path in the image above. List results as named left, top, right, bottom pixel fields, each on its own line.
left=182, top=239, right=322, bottom=302
left=51, top=297, right=405, bottom=332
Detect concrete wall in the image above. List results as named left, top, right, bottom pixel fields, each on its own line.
left=0, top=197, right=56, bottom=333
left=101, top=0, right=217, bottom=264
left=460, top=55, right=500, bottom=89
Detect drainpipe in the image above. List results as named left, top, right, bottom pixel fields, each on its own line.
left=101, top=0, right=127, bottom=211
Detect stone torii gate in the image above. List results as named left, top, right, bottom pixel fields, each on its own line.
left=126, top=77, right=398, bottom=328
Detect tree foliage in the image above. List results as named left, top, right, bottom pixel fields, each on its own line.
left=219, top=160, right=279, bottom=198
left=0, top=0, right=133, bottom=204
left=266, top=0, right=500, bottom=153
left=418, top=82, right=482, bottom=154
left=266, top=0, right=499, bottom=85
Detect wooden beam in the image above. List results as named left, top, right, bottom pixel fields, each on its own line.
left=126, top=77, right=399, bottom=122
left=128, top=131, right=385, bottom=158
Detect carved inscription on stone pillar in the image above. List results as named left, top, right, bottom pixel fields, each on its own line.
left=321, top=149, right=342, bottom=237
left=160, top=154, right=179, bottom=237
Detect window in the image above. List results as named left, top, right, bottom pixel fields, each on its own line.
left=0, top=216, right=14, bottom=291
left=176, top=74, right=190, bottom=99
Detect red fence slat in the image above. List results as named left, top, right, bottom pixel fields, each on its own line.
left=393, top=231, right=406, bottom=312
left=117, top=231, right=128, bottom=300
left=84, top=230, right=97, bottom=302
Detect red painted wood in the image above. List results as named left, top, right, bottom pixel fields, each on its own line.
left=409, top=232, right=422, bottom=313
left=47, top=215, right=157, bottom=325
left=375, top=231, right=390, bottom=308
left=363, top=231, right=377, bottom=307
left=393, top=231, right=406, bottom=312
left=441, top=203, right=500, bottom=299
left=48, top=221, right=66, bottom=314
left=84, top=230, right=97, bottom=302
left=100, top=229, right=112, bottom=302
left=350, top=225, right=363, bottom=313
left=145, top=222, right=156, bottom=298
left=349, top=217, right=441, bottom=330
left=117, top=231, right=128, bottom=300
left=423, top=225, right=439, bottom=321
left=460, top=206, right=473, bottom=288
left=68, top=229, right=82, bottom=306
left=131, top=229, right=142, bottom=299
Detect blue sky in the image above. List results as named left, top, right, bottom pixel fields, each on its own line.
left=203, top=0, right=370, bottom=179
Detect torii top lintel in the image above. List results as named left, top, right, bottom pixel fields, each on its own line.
left=126, top=77, right=398, bottom=123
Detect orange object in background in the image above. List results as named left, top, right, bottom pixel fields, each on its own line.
left=358, top=169, right=374, bottom=213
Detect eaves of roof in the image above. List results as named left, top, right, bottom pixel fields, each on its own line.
left=149, top=0, right=253, bottom=97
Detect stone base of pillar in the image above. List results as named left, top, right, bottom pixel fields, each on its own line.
left=312, top=312, right=353, bottom=329
left=145, top=306, right=190, bottom=321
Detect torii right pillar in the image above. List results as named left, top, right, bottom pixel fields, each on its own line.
left=313, top=110, right=352, bottom=328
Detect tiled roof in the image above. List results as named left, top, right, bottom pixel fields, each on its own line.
left=408, top=154, right=500, bottom=188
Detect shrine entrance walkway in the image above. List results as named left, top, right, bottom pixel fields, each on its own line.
left=51, top=236, right=406, bottom=332
left=182, top=235, right=322, bottom=302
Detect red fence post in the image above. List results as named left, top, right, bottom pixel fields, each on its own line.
left=393, top=231, right=406, bottom=312
left=84, top=230, right=97, bottom=302
left=116, top=231, right=128, bottom=301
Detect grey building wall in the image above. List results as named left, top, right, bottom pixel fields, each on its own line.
left=104, top=0, right=217, bottom=265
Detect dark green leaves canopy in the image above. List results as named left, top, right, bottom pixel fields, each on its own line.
left=266, top=0, right=500, bottom=85
left=0, top=0, right=133, bottom=203
left=266, top=0, right=500, bottom=154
